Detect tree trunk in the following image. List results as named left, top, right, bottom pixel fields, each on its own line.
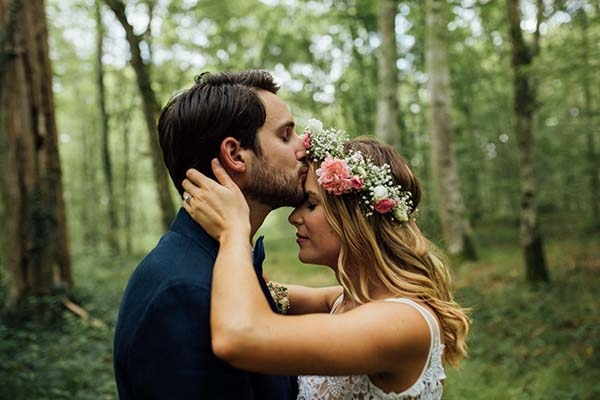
left=78, top=86, right=100, bottom=247
left=122, top=111, right=133, bottom=254
left=506, top=0, right=550, bottom=283
left=376, top=0, right=401, bottom=147
left=95, top=0, right=119, bottom=253
left=426, top=0, right=477, bottom=259
left=0, top=0, right=72, bottom=308
left=578, top=8, right=600, bottom=231
left=104, top=0, right=174, bottom=232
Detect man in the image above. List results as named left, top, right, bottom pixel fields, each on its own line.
left=113, top=70, right=307, bottom=399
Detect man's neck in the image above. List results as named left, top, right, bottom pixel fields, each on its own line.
left=247, top=199, right=272, bottom=239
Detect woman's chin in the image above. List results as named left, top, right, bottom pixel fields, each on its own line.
left=298, top=253, right=312, bottom=265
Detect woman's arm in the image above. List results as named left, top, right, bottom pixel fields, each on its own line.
left=183, top=160, right=432, bottom=377
left=282, top=283, right=342, bottom=315
left=210, top=223, right=430, bottom=377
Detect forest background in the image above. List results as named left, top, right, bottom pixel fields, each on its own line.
left=0, top=0, right=599, bottom=399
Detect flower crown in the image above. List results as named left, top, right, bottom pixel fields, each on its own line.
left=303, top=119, right=413, bottom=222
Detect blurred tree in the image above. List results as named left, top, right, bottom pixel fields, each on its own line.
left=376, top=0, right=402, bottom=146
left=325, top=1, right=379, bottom=136
left=454, top=1, right=520, bottom=223
left=0, top=0, right=72, bottom=308
left=95, top=0, right=119, bottom=253
left=426, top=0, right=477, bottom=259
left=104, top=0, right=175, bottom=232
left=506, top=0, right=549, bottom=283
left=577, top=7, right=600, bottom=231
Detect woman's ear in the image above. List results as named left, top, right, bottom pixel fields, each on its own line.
left=219, top=137, right=247, bottom=173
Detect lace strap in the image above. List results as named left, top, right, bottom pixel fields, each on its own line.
left=330, top=294, right=344, bottom=313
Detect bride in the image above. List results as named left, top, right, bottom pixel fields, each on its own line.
left=182, top=120, right=470, bottom=399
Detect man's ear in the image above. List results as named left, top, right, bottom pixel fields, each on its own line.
left=219, top=137, right=248, bottom=174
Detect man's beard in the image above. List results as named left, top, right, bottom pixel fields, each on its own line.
left=245, top=157, right=305, bottom=209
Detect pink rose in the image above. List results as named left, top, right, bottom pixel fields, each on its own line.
left=374, top=198, right=395, bottom=214
left=350, top=176, right=363, bottom=189
left=316, top=156, right=353, bottom=195
left=303, top=134, right=311, bottom=150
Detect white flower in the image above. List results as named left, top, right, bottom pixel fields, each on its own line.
left=372, top=185, right=389, bottom=201
left=305, top=118, right=323, bottom=133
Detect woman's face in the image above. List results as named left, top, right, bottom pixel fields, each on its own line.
left=288, top=172, right=342, bottom=269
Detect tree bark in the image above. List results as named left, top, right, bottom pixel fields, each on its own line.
left=104, top=0, right=174, bottom=232
left=578, top=8, right=600, bottom=231
left=506, top=0, right=550, bottom=283
left=121, top=109, right=133, bottom=254
left=426, top=0, right=477, bottom=259
left=78, top=92, right=100, bottom=246
left=376, top=0, right=401, bottom=147
left=95, top=0, right=119, bottom=253
left=0, top=0, right=72, bottom=308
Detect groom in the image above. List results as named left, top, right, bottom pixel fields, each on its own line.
left=113, top=70, right=307, bottom=399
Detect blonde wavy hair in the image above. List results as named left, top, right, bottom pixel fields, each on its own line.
left=315, top=137, right=470, bottom=367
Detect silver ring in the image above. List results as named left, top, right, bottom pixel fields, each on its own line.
left=184, top=194, right=192, bottom=205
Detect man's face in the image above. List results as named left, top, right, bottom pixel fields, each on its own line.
left=244, top=90, right=307, bottom=209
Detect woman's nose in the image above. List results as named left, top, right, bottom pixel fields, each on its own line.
left=288, top=208, right=301, bottom=226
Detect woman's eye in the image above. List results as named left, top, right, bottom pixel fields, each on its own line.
left=306, top=202, right=317, bottom=210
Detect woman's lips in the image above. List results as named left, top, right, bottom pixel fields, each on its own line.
left=295, top=233, right=308, bottom=244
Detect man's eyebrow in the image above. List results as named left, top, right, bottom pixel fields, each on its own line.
left=276, top=120, right=295, bottom=131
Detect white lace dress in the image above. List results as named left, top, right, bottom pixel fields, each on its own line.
left=297, top=298, right=446, bottom=400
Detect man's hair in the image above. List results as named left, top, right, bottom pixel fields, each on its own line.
left=158, top=70, right=280, bottom=194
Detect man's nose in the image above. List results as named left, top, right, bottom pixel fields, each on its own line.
left=295, top=134, right=307, bottom=160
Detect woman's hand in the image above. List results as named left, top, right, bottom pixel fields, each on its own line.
left=182, top=158, right=250, bottom=242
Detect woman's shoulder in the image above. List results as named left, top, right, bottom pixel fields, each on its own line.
left=379, top=298, right=442, bottom=340
left=346, top=298, right=434, bottom=352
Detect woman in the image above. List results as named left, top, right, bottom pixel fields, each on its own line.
left=182, top=120, right=470, bottom=399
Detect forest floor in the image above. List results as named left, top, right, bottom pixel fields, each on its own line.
left=1, top=221, right=599, bottom=399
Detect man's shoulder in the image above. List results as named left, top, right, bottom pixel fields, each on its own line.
left=137, top=225, right=216, bottom=271
left=114, top=236, right=214, bottom=354
left=117, top=229, right=216, bottom=322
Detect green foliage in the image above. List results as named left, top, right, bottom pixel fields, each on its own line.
left=445, top=239, right=600, bottom=399
left=36, top=0, right=600, bottom=259
left=0, top=253, right=135, bottom=400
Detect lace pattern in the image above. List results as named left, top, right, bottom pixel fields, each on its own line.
left=297, top=298, right=445, bottom=400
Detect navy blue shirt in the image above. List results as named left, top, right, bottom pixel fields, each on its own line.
left=114, top=208, right=296, bottom=399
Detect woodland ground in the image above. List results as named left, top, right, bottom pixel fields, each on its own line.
left=0, top=216, right=599, bottom=400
